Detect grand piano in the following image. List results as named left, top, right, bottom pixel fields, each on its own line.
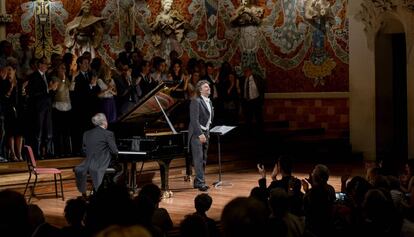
left=111, top=82, right=190, bottom=197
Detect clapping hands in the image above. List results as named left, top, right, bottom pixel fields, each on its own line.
left=257, top=163, right=266, bottom=178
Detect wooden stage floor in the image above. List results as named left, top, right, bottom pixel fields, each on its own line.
left=6, top=161, right=367, bottom=228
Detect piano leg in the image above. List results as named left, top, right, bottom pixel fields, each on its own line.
left=129, top=161, right=138, bottom=194
left=123, top=162, right=129, bottom=188
left=158, top=159, right=173, bottom=198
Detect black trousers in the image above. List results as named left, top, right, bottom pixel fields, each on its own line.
left=243, top=98, right=263, bottom=132
left=34, top=106, right=53, bottom=158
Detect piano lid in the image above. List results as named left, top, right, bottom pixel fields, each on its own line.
left=117, top=82, right=177, bottom=124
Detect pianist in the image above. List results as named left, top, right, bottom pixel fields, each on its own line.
left=188, top=80, right=214, bottom=192
left=74, top=113, right=119, bottom=197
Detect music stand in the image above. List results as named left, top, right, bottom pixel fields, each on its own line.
left=210, top=125, right=236, bottom=188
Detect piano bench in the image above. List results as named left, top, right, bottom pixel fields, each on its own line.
left=72, top=167, right=117, bottom=194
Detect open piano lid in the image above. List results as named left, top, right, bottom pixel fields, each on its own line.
left=117, top=82, right=178, bottom=124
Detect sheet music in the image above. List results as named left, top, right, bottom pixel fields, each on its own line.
left=210, top=125, right=236, bottom=135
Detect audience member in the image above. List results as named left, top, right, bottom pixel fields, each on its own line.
left=0, top=40, right=17, bottom=60
left=401, top=159, right=414, bottom=194
left=221, top=71, right=240, bottom=124
left=257, top=155, right=303, bottom=216
left=26, top=57, right=57, bottom=159
left=150, top=56, right=168, bottom=82
left=95, top=225, right=151, bottom=237
left=62, top=52, right=75, bottom=80
left=240, top=66, right=264, bottom=134
left=61, top=197, right=88, bottom=237
left=15, top=34, right=34, bottom=79
left=97, top=64, right=117, bottom=123
left=138, top=183, right=173, bottom=234
left=27, top=204, right=61, bottom=237
left=184, top=70, right=200, bottom=99
left=133, top=194, right=164, bottom=237
left=1, top=58, right=26, bottom=161
left=113, top=59, right=138, bottom=115
left=180, top=214, right=209, bottom=237
left=136, top=60, right=157, bottom=99
left=118, top=41, right=134, bottom=65
left=51, top=62, right=74, bottom=156
left=361, top=189, right=402, bottom=237
left=249, top=186, right=270, bottom=216
left=302, top=164, right=336, bottom=237
left=72, top=56, right=100, bottom=154
left=194, top=193, right=221, bottom=237
left=86, top=184, right=137, bottom=235
left=268, top=188, right=305, bottom=237
left=47, top=53, right=63, bottom=76
left=221, top=197, right=268, bottom=237
left=0, top=189, right=30, bottom=237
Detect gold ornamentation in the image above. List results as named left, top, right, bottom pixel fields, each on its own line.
left=303, top=58, right=336, bottom=86
left=0, top=14, right=12, bottom=23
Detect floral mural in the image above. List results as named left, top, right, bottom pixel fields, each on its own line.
left=5, top=0, right=349, bottom=92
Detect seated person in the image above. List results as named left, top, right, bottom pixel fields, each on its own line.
left=74, top=113, right=119, bottom=198
left=138, top=183, right=173, bottom=234
left=193, top=193, right=220, bottom=237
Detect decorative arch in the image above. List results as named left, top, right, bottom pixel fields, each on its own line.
left=356, top=0, right=414, bottom=55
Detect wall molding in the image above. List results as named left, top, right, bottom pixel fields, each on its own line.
left=265, top=92, right=349, bottom=99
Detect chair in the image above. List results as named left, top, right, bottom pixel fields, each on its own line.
left=23, top=145, right=64, bottom=202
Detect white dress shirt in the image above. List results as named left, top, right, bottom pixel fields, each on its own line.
left=245, top=75, right=259, bottom=100
left=200, top=95, right=212, bottom=130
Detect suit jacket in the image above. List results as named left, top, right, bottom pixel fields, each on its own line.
left=137, top=73, right=158, bottom=99
left=239, top=74, right=265, bottom=101
left=188, top=96, right=214, bottom=141
left=73, top=71, right=100, bottom=115
left=27, top=70, right=52, bottom=112
left=81, top=126, right=118, bottom=180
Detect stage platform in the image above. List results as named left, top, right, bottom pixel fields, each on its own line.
left=0, top=158, right=366, bottom=229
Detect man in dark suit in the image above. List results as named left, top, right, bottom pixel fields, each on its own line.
left=136, top=60, right=157, bottom=99
left=113, top=60, right=139, bottom=116
left=27, top=57, right=58, bottom=158
left=240, top=66, right=265, bottom=133
left=72, top=56, right=100, bottom=154
left=188, top=80, right=214, bottom=191
left=74, top=113, right=119, bottom=197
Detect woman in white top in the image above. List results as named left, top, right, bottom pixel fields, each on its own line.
left=97, top=65, right=117, bottom=123
left=150, top=57, right=168, bottom=82
left=51, top=63, right=75, bottom=156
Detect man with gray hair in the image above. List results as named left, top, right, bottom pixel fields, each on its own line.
left=301, top=164, right=336, bottom=236
left=74, top=113, right=119, bottom=197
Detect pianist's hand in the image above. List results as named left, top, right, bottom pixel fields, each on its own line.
left=199, top=134, right=207, bottom=143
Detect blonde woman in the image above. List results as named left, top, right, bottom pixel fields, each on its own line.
left=97, top=65, right=117, bottom=123
left=51, top=63, right=74, bottom=156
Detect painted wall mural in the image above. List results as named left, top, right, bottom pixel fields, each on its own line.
left=5, top=0, right=349, bottom=93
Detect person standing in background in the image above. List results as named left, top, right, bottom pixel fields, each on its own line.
left=240, top=66, right=264, bottom=134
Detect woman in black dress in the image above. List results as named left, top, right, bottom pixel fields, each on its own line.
left=0, top=60, right=26, bottom=161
